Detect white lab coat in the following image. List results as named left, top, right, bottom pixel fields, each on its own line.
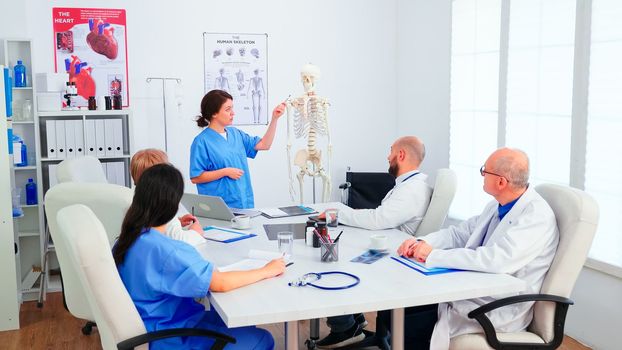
left=164, top=203, right=205, bottom=247
left=421, top=186, right=559, bottom=350
left=338, top=171, right=432, bottom=235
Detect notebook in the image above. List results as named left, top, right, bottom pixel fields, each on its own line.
left=217, top=249, right=292, bottom=272
left=261, top=205, right=317, bottom=218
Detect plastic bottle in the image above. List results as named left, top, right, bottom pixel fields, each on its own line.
left=12, top=134, right=27, bottom=166
left=13, top=60, right=26, bottom=87
left=25, top=178, right=37, bottom=205
left=19, top=140, right=28, bottom=167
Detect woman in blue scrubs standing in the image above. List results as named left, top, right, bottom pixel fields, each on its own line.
left=190, top=89, right=286, bottom=209
left=114, top=163, right=285, bottom=350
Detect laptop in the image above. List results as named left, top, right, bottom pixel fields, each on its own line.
left=181, top=193, right=262, bottom=220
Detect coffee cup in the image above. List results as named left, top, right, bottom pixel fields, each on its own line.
left=231, top=215, right=251, bottom=229
left=369, top=234, right=388, bottom=251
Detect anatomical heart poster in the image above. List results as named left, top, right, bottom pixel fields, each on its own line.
left=204, top=32, right=268, bottom=125
left=53, top=8, right=129, bottom=107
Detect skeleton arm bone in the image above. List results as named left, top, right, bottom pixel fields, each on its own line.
left=286, top=101, right=297, bottom=201
left=323, top=99, right=332, bottom=201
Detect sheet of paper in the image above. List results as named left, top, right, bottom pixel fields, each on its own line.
left=217, top=249, right=291, bottom=272
left=218, top=259, right=268, bottom=272
left=261, top=207, right=287, bottom=217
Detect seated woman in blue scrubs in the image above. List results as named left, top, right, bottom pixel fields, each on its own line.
left=190, top=89, right=286, bottom=209
left=113, top=163, right=285, bottom=350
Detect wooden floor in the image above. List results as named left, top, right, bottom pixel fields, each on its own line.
left=0, top=292, right=591, bottom=350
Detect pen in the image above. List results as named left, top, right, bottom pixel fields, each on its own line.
left=286, top=262, right=294, bottom=267
left=333, top=230, right=344, bottom=243
left=191, top=206, right=196, bottom=224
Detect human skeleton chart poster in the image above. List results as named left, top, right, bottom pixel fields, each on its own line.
left=203, top=32, right=268, bottom=125
left=53, top=7, right=130, bottom=107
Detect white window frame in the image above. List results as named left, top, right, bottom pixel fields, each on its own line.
left=449, top=0, right=622, bottom=275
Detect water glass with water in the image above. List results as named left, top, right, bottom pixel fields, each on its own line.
left=277, top=231, right=294, bottom=258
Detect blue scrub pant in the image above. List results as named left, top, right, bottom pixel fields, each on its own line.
left=152, top=309, right=275, bottom=350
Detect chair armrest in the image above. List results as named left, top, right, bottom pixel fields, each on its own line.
left=338, top=182, right=351, bottom=190
left=466, top=294, right=573, bottom=350
left=117, top=327, right=236, bottom=350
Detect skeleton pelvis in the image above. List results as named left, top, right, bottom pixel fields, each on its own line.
left=294, top=149, right=322, bottom=169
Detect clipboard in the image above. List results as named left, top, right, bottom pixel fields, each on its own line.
left=261, top=205, right=317, bottom=219
left=202, top=226, right=257, bottom=243
left=391, top=256, right=461, bottom=275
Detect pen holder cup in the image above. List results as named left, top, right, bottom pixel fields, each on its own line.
left=320, top=241, right=339, bottom=263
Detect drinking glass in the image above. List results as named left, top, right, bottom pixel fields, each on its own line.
left=277, top=231, right=294, bottom=258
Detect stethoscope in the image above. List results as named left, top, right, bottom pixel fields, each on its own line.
left=288, top=271, right=360, bottom=290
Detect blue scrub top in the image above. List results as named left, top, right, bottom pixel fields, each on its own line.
left=117, top=228, right=214, bottom=349
left=189, top=127, right=260, bottom=209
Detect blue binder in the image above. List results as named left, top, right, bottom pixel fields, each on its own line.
left=391, top=256, right=461, bottom=276
left=202, top=226, right=257, bottom=243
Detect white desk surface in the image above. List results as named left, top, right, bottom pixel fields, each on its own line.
left=196, top=202, right=526, bottom=328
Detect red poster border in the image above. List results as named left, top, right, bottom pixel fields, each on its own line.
left=52, top=7, right=130, bottom=107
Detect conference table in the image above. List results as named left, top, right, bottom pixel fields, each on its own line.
left=196, top=202, right=525, bottom=350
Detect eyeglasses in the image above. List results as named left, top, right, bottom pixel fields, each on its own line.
left=480, top=165, right=507, bottom=181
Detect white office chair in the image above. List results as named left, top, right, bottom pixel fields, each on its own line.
left=449, top=184, right=599, bottom=350
left=44, top=182, right=133, bottom=334
left=56, top=204, right=235, bottom=350
left=56, top=155, right=108, bottom=184
left=37, top=155, right=109, bottom=309
left=415, top=168, right=457, bottom=236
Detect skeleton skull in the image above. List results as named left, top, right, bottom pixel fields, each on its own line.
left=301, top=64, right=321, bottom=93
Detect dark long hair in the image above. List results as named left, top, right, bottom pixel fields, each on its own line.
left=113, top=163, right=184, bottom=266
left=196, top=89, right=233, bottom=127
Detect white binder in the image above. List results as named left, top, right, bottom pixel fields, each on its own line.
left=46, top=120, right=57, bottom=159
left=55, top=120, right=66, bottom=159
left=95, top=119, right=106, bottom=157
left=48, top=164, right=59, bottom=188
left=74, top=120, right=85, bottom=156
left=101, top=162, right=108, bottom=182
left=114, top=162, right=126, bottom=186
left=113, top=119, right=124, bottom=156
left=105, top=162, right=116, bottom=184
left=85, top=119, right=96, bottom=156
left=64, top=120, right=76, bottom=159
left=104, top=119, right=115, bottom=157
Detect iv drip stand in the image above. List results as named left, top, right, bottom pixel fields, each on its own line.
left=146, top=77, right=181, bottom=152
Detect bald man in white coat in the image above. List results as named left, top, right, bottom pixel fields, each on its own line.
left=316, top=136, right=432, bottom=349
left=391, top=148, right=559, bottom=350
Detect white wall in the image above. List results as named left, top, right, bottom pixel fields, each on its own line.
left=565, top=267, right=622, bottom=349
left=22, top=0, right=399, bottom=207
left=396, top=0, right=451, bottom=182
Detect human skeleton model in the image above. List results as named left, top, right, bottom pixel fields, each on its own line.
left=286, top=64, right=332, bottom=203
left=247, top=69, right=265, bottom=123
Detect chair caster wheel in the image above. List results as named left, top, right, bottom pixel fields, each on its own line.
left=36, top=302, right=43, bottom=308
left=305, top=338, right=317, bottom=349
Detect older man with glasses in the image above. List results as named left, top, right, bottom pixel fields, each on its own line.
left=385, top=147, right=559, bottom=349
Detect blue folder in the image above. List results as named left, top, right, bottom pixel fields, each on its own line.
left=391, top=256, right=461, bottom=275
left=202, top=226, right=257, bottom=243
